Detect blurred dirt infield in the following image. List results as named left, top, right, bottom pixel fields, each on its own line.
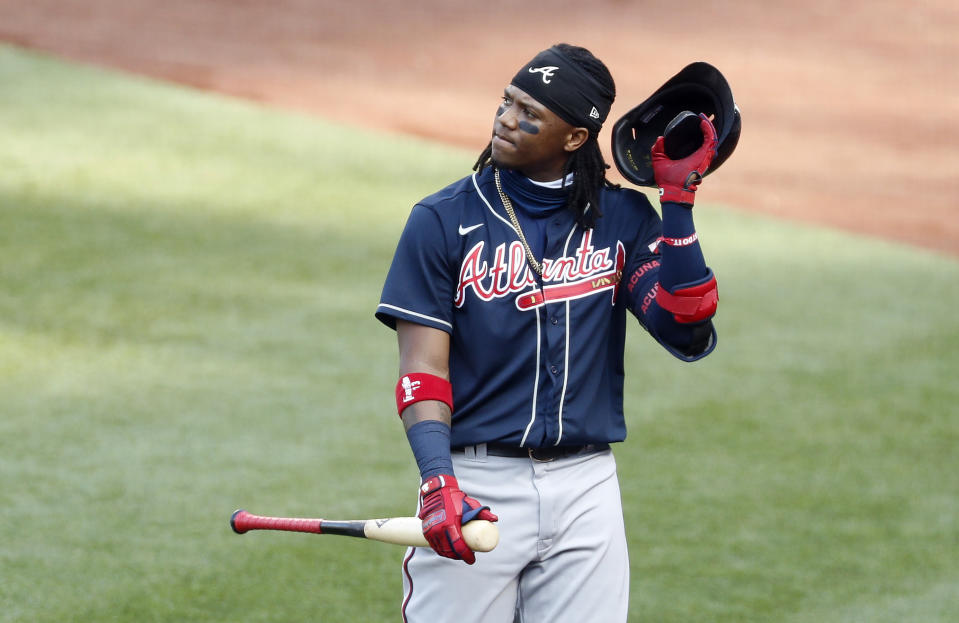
left=1, top=0, right=956, bottom=255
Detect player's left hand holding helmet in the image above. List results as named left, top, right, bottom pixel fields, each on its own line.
left=651, top=113, right=719, bottom=207
left=419, top=474, right=498, bottom=564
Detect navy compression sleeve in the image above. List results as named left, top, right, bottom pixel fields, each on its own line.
left=406, top=419, right=455, bottom=480
left=657, top=202, right=708, bottom=288
left=634, top=202, right=716, bottom=359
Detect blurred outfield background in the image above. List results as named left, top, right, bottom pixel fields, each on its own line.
left=1, top=31, right=958, bottom=623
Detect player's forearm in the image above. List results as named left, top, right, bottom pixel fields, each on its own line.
left=405, top=417, right=454, bottom=480
left=657, top=201, right=708, bottom=289
left=395, top=319, right=452, bottom=431
left=397, top=380, right=454, bottom=476
left=401, top=401, right=452, bottom=431
left=624, top=215, right=717, bottom=360
left=398, top=379, right=455, bottom=479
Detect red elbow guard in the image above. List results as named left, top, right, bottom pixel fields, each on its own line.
left=655, top=271, right=718, bottom=324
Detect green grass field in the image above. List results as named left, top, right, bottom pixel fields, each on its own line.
left=1, top=45, right=957, bottom=622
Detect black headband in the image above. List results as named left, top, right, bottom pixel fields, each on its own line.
left=510, top=46, right=614, bottom=133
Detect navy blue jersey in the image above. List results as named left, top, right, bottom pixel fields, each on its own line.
left=376, top=167, right=711, bottom=448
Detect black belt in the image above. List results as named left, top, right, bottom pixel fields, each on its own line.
left=453, top=442, right=610, bottom=462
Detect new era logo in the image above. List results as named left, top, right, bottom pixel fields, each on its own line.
left=589, top=106, right=600, bottom=120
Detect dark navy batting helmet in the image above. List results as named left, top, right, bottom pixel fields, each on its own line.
left=611, top=62, right=741, bottom=187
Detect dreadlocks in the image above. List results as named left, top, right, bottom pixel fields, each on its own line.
left=473, top=43, right=618, bottom=229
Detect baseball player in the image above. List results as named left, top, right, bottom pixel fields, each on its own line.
left=376, top=43, right=720, bottom=622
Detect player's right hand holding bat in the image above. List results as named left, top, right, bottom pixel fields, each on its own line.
left=419, top=474, right=498, bottom=564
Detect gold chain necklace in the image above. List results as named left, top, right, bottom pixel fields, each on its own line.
left=494, top=168, right=544, bottom=276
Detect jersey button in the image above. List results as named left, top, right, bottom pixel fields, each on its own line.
left=550, top=316, right=559, bottom=325
left=550, top=365, right=559, bottom=375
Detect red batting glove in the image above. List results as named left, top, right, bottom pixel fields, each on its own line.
left=652, top=114, right=719, bottom=207
left=418, top=474, right=498, bottom=564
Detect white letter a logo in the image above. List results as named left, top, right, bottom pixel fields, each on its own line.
left=529, top=66, right=559, bottom=84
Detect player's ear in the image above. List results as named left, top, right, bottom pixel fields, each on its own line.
left=564, top=127, right=590, bottom=153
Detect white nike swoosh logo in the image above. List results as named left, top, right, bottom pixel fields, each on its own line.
left=458, top=223, right=484, bottom=236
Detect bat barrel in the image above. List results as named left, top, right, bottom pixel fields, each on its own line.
left=462, top=520, right=499, bottom=553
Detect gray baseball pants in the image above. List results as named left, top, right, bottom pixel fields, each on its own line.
left=401, top=445, right=629, bottom=622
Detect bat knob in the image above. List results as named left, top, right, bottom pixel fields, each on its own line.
left=230, top=509, right=249, bottom=534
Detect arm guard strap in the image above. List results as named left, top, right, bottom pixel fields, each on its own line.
left=655, top=268, right=718, bottom=324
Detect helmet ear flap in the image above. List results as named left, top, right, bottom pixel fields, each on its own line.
left=611, top=62, right=741, bottom=187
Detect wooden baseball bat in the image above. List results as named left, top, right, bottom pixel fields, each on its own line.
left=230, top=509, right=499, bottom=552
